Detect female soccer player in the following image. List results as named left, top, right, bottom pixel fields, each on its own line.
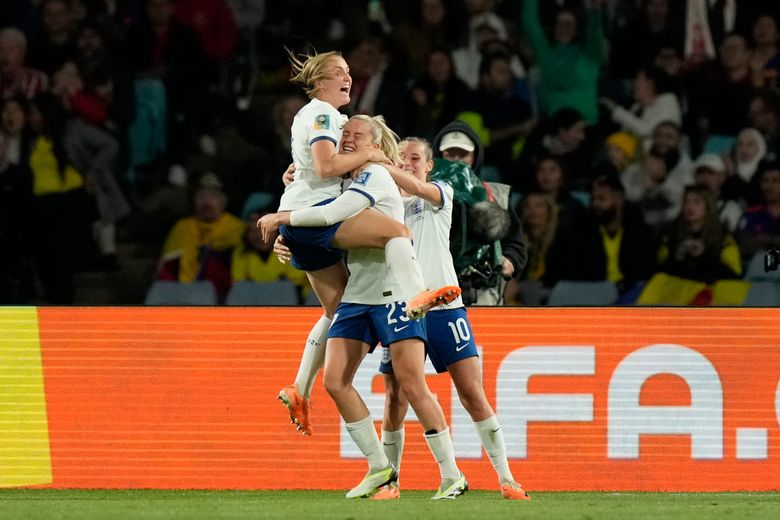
left=276, top=50, right=457, bottom=435
left=371, top=138, right=531, bottom=500
left=260, top=115, right=466, bottom=500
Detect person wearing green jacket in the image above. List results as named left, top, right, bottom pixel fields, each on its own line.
left=521, top=0, right=606, bottom=124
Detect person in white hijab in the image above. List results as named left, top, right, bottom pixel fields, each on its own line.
left=723, top=127, right=768, bottom=206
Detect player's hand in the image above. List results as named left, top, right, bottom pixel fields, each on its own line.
left=257, top=212, right=286, bottom=243
left=282, top=163, right=295, bottom=186
left=367, top=148, right=391, bottom=165
left=274, top=235, right=292, bottom=264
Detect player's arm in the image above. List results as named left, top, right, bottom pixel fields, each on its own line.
left=257, top=190, right=371, bottom=242
left=385, top=163, right=443, bottom=207
left=311, top=139, right=388, bottom=179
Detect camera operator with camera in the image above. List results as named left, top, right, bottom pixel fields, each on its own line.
left=432, top=122, right=528, bottom=305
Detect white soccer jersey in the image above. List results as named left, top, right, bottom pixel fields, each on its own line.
left=404, top=181, right=464, bottom=310
left=341, top=163, right=407, bottom=306
left=278, top=98, right=347, bottom=211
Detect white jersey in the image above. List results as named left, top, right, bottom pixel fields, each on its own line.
left=278, top=98, right=347, bottom=211
left=404, top=181, right=463, bottom=310
left=341, top=163, right=406, bottom=306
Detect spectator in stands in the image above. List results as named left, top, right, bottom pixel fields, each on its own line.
left=723, top=127, right=768, bottom=206
left=521, top=0, right=605, bottom=124
left=392, top=0, right=456, bottom=77
left=681, top=0, right=748, bottom=68
left=600, top=65, right=682, bottom=149
left=27, top=0, right=78, bottom=76
left=656, top=184, right=742, bottom=284
left=574, top=175, right=657, bottom=296
left=515, top=107, right=590, bottom=192
left=749, top=13, right=780, bottom=90
left=1, top=96, right=29, bottom=165
left=51, top=61, right=130, bottom=269
left=452, top=11, right=526, bottom=91
left=408, top=47, right=469, bottom=141
left=157, top=173, right=245, bottom=302
left=126, top=0, right=211, bottom=163
left=506, top=192, right=567, bottom=305
left=0, top=130, right=35, bottom=303
left=432, top=121, right=528, bottom=305
left=748, top=89, right=780, bottom=157
left=737, top=160, right=780, bottom=260
left=594, top=131, right=639, bottom=178
left=609, top=0, right=683, bottom=84
left=622, top=145, right=688, bottom=231
left=0, top=27, right=48, bottom=100
left=692, top=153, right=742, bottom=232
left=27, top=92, right=95, bottom=303
left=230, top=205, right=309, bottom=301
left=531, top=155, right=587, bottom=234
left=688, top=33, right=755, bottom=149
left=345, top=35, right=409, bottom=136
left=173, top=0, right=237, bottom=64
left=457, top=51, right=534, bottom=184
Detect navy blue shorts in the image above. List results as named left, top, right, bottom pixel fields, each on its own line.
left=328, top=301, right=427, bottom=353
left=279, top=199, right=343, bottom=271
left=379, top=307, right=477, bottom=374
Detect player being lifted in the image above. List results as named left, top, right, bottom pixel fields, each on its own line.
left=276, top=49, right=461, bottom=436
left=372, top=138, right=531, bottom=500
left=259, top=115, right=466, bottom=500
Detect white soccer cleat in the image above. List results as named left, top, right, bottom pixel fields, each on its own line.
left=345, top=465, right=397, bottom=499
left=431, top=473, right=468, bottom=500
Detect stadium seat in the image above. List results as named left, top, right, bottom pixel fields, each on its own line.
left=744, top=251, right=780, bottom=281
left=303, top=290, right=321, bottom=306
left=741, top=282, right=780, bottom=307
left=144, top=281, right=217, bottom=305
left=225, top=280, right=299, bottom=305
left=547, top=280, right=618, bottom=306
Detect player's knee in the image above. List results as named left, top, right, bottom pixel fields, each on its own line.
left=380, top=222, right=411, bottom=245
left=322, top=372, right=345, bottom=398
left=457, top=385, right=493, bottom=419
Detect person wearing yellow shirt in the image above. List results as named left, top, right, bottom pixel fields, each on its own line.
left=157, top=173, right=244, bottom=301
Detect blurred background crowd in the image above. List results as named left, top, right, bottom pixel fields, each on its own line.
left=2, top=0, right=780, bottom=306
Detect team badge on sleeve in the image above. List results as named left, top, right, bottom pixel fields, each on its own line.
left=314, top=114, right=330, bottom=130
left=354, top=170, right=372, bottom=185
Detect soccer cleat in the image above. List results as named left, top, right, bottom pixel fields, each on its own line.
left=369, top=482, right=400, bottom=500
left=406, top=285, right=462, bottom=320
left=345, top=465, right=397, bottom=499
left=500, top=480, right=531, bottom=500
left=431, top=473, right=468, bottom=500
left=277, top=384, right=313, bottom=436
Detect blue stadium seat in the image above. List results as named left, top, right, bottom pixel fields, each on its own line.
left=303, top=290, right=321, bottom=306
left=225, top=280, right=299, bottom=305
left=742, top=282, right=780, bottom=307
left=144, top=281, right=217, bottom=305
left=744, top=251, right=780, bottom=282
left=547, top=280, right=618, bottom=306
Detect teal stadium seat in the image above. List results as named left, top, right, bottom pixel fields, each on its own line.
left=225, top=280, right=299, bottom=305
left=547, top=280, right=619, bottom=306
left=144, top=281, right=217, bottom=305
left=744, top=251, right=780, bottom=282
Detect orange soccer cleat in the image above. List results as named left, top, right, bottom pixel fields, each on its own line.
left=406, top=285, right=462, bottom=320
left=278, top=384, right=313, bottom=436
left=500, top=481, right=531, bottom=501
left=370, top=483, right=400, bottom=500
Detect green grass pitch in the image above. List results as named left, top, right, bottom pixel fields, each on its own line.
left=1, top=490, right=779, bottom=520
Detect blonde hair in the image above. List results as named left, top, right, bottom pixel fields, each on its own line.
left=400, top=136, right=433, bottom=161
left=286, top=48, right=342, bottom=98
left=349, top=114, right=400, bottom=164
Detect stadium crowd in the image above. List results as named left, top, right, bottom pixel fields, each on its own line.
left=1, top=0, right=780, bottom=306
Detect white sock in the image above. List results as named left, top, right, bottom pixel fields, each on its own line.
left=475, top=415, right=514, bottom=483
left=423, top=428, right=460, bottom=480
left=384, top=237, right=426, bottom=299
left=294, top=314, right=330, bottom=399
left=381, top=428, right=405, bottom=477
left=346, top=415, right=390, bottom=471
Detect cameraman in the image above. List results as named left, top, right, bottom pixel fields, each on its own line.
left=432, top=121, right=528, bottom=305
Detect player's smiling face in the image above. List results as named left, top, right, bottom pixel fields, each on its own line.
left=318, top=56, right=351, bottom=107
left=399, top=141, right=433, bottom=181
left=340, top=118, right=376, bottom=155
